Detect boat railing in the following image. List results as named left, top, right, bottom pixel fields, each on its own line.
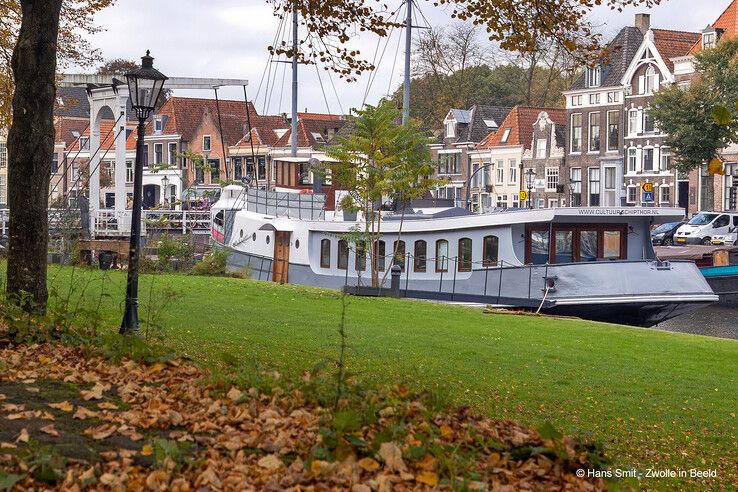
left=245, top=188, right=325, bottom=220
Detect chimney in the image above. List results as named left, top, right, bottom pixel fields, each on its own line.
left=635, top=13, right=650, bottom=34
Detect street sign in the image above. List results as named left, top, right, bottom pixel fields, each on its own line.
left=519, top=190, right=528, bottom=201
left=643, top=191, right=654, bottom=203
left=641, top=182, right=653, bottom=193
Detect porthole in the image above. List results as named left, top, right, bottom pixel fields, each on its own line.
left=252, top=233, right=257, bottom=242
left=266, top=235, right=270, bottom=245
left=239, top=229, right=244, bottom=238
left=295, top=239, right=300, bottom=249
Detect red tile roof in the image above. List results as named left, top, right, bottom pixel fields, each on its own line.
left=78, top=121, right=137, bottom=151
left=476, top=107, right=566, bottom=151
left=235, top=115, right=291, bottom=147
left=297, top=112, right=345, bottom=121
left=650, top=29, right=700, bottom=70
left=54, top=117, right=89, bottom=151
left=272, top=116, right=347, bottom=148
left=690, top=0, right=738, bottom=54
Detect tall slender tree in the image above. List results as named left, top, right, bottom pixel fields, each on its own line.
left=6, top=0, right=64, bottom=312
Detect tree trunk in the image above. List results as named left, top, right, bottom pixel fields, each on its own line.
left=6, top=0, right=64, bottom=313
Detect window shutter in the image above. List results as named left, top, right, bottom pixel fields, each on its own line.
left=638, top=76, right=645, bottom=95
left=654, top=75, right=660, bottom=92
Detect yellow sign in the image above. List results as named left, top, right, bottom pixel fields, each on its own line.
left=519, top=190, right=528, bottom=201
left=641, top=182, right=653, bottom=193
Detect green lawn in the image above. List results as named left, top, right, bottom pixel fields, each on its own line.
left=18, top=265, right=738, bottom=487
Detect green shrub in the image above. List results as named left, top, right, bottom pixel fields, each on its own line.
left=156, top=234, right=194, bottom=272
left=191, top=249, right=229, bottom=276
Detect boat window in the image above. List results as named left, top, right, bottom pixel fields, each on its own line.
left=414, top=240, right=427, bottom=272
left=603, top=231, right=621, bottom=258
left=579, top=230, right=598, bottom=262
left=530, top=231, right=550, bottom=265
left=435, top=239, right=449, bottom=272
left=688, top=213, right=718, bottom=226
left=266, top=235, right=270, bottom=245
left=394, top=240, right=406, bottom=271
left=213, top=211, right=224, bottom=227
left=337, top=240, right=348, bottom=270
left=555, top=231, right=574, bottom=263
left=458, top=238, right=473, bottom=272
left=713, top=215, right=730, bottom=228
left=483, top=235, right=499, bottom=267
left=355, top=241, right=367, bottom=271
left=320, top=239, right=331, bottom=268
left=375, top=240, right=386, bottom=271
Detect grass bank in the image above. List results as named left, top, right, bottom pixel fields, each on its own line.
left=13, top=264, right=738, bottom=488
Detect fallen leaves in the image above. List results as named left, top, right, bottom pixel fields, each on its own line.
left=49, top=401, right=74, bottom=412
left=80, top=382, right=106, bottom=400
left=85, top=424, right=117, bottom=440
left=40, top=424, right=59, bottom=437
left=15, top=428, right=29, bottom=443
left=73, top=406, right=98, bottom=420
left=378, top=442, right=407, bottom=472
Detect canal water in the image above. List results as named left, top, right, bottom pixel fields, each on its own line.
left=657, top=305, right=738, bottom=340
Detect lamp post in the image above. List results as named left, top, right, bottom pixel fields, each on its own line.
left=120, top=51, right=167, bottom=335
left=465, top=162, right=494, bottom=211
left=161, top=175, right=170, bottom=208
left=525, top=168, right=536, bottom=210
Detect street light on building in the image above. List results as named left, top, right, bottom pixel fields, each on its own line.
left=525, top=168, right=536, bottom=209
left=161, top=174, right=170, bottom=208
left=120, top=51, right=167, bottom=336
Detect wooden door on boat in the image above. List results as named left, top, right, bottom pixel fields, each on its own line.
left=273, top=231, right=290, bottom=284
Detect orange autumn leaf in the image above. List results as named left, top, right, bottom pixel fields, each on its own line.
left=49, top=401, right=74, bottom=412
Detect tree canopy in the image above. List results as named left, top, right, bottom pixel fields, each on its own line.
left=651, top=38, right=738, bottom=173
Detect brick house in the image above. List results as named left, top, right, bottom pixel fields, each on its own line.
left=521, top=111, right=568, bottom=208
left=229, top=114, right=291, bottom=188
left=672, top=0, right=738, bottom=214
left=620, top=21, right=699, bottom=208
left=471, top=106, right=565, bottom=210
left=430, top=105, right=512, bottom=210
left=563, top=18, right=645, bottom=207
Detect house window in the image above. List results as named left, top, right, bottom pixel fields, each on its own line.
left=51, top=154, right=59, bottom=174
left=660, top=147, right=671, bottom=171
left=607, top=111, right=619, bottom=152
left=195, top=164, right=204, bottom=184
left=536, top=139, right=547, bottom=159
left=500, top=128, right=511, bottom=143
left=457, top=238, right=473, bottom=272
left=142, top=144, right=149, bottom=167
left=446, top=121, right=455, bottom=138
left=355, top=241, right=367, bottom=271
left=374, top=240, right=386, bottom=271
left=80, top=136, right=90, bottom=151
left=571, top=114, right=582, bottom=153
left=589, top=93, right=600, bottom=105
left=496, top=194, right=507, bottom=208
left=571, top=95, right=582, bottom=106
left=202, top=135, right=211, bottom=152
left=643, top=66, right=659, bottom=94
left=570, top=168, right=582, bottom=206
left=643, top=109, right=655, bottom=133
left=508, top=159, right=518, bottom=184
left=168, top=143, right=177, bottom=165
left=607, top=91, right=620, bottom=103
left=337, top=240, right=349, bottom=270
left=126, top=160, right=133, bottom=183
left=589, top=112, right=600, bottom=152
left=393, top=240, right=406, bottom=271
left=320, top=239, right=331, bottom=268
left=209, top=159, right=220, bottom=181
left=435, top=239, right=449, bottom=272
left=627, top=185, right=638, bottom=204
left=233, top=157, right=243, bottom=181
left=628, top=109, right=639, bottom=136
left=72, top=161, right=79, bottom=181
left=512, top=193, right=519, bottom=208
left=154, top=117, right=163, bottom=134
left=587, top=66, right=601, bottom=88
left=154, top=143, right=163, bottom=164
left=643, top=148, right=654, bottom=172
left=546, top=168, right=559, bottom=191
left=482, top=235, right=499, bottom=267
left=414, top=240, right=427, bottom=272
left=660, top=185, right=671, bottom=204
left=439, top=153, right=461, bottom=175
left=496, top=159, right=504, bottom=184
left=703, top=32, right=716, bottom=50
left=0, top=176, right=6, bottom=205
left=588, top=167, right=600, bottom=206
left=0, top=143, right=7, bottom=168
left=628, top=148, right=637, bottom=172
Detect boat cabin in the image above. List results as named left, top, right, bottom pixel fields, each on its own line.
left=273, top=156, right=340, bottom=210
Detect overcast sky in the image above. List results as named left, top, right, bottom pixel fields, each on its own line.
left=82, top=0, right=724, bottom=115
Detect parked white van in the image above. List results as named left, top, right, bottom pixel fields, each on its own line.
left=674, top=212, right=738, bottom=245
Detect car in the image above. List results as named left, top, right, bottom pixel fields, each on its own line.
left=711, top=226, right=738, bottom=246
left=673, top=212, right=738, bottom=245
left=651, top=221, right=686, bottom=246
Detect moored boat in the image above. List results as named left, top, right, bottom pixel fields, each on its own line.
left=211, top=185, right=717, bottom=327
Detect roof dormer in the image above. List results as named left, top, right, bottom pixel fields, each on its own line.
left=586, top=66, right=601, bottom=88
left=701, top=26, right=722, bottom=50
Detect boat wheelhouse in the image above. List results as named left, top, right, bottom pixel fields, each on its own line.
left=212, top=186, right=717, bottom=327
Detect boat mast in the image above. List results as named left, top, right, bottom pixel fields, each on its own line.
left=291, top=2, right=298, bottom=157
left=402, top=0, right=412, bottom=125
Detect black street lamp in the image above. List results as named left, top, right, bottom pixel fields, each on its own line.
left=525, top=168, right=536, bottom=210
left=120, top=51, right=167, bottom=335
